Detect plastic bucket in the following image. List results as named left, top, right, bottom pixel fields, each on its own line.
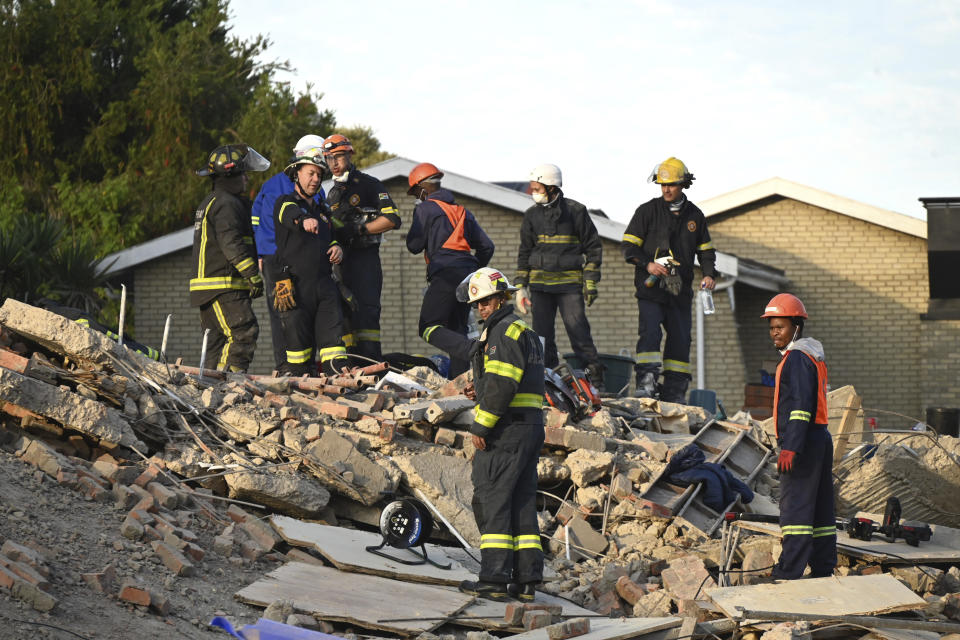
left=563, top=352, right=634, bottom=393
left=925, top=407, right=960, bottom=437
left=688, top=389, right=717, bottom=414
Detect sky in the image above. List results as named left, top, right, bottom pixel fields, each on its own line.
left=227, top=0, right=960, bottom=225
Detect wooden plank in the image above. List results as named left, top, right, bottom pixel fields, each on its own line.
left=457, top=591, right=595, bottom=631
left=506, top=617, right=681, bottom=640
left=270, top=515, right=473, bottom=586
left=705, top=574, right=925, bottom=619
left=235, top=562, right=474, bottom=635
left=833, top=392, right=862, bottom=464
left=732, top=518, right=960, bottom=564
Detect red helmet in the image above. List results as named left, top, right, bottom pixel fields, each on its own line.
left=761, top=293, right=808, bottom=318
left=407, top=162, right=444, bottom=195
left=322, top=134, right=354, bottom=155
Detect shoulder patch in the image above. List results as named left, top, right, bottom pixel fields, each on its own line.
left=349, top=194, right=361, bottom=206
left=378, top=193, right=390, bottom=200
left=687, top=220, right=697, bottom=232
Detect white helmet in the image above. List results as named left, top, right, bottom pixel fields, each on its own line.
left=456, top=267, right=519, bottom=304
left=293, top=134, right=326, bottom=158
left=529, top=163, right=562, bottom=188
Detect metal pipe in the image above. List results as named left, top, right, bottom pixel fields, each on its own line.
left=117, top=284, right=127, bottom=347
left=413, top=488, right=472, bottom=551
left=198, top=329, right=210, bottom=383
left=160, top=314, right=172, bottom=359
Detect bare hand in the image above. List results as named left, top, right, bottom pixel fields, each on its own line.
left=647, top=261, right=668, bottom=277
left=328, top=245, right=343, bottom=264
left=701, top=276, right=716, bottom=290
left=472, top=434, right=486, bottom=450
left=464, top=383, right=476, bottom=400
left=302, top=217, right=319, bottom=234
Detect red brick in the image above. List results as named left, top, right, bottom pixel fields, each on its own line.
left=56, top=469, right=79, bottom=489
left=133, top=464, right=162, bottom=488
left=0, top=349, right=30, bottom=373
left=504, top=602, right=525, bottom=625
left=615, top=575, right=647, bottom=605
left=522, top=611, right=553, bottom=630
left=119, top=579, right=152, bottom=606
left=150, top=591, right=171, bottom=616
left=859, top=564, right=882, bottom=575
left=183, top=542, right=205, bottom=563
left=227, top=505, right=251, bottom=523
left=285, top=548, right=323, bottom=565
left=120, top=517, right=144, bottom=541
left=127, top=509, right=155, bottom=525
left=0, top=564, right=18, bottom=589
left=0, top=557, right=49, bottom=591
left=151, top=541, right=195, bottom=577
left=546, top=617, right=591, bottom=640
left=81, top=564, right=116, bottom=593
left=544, top=407, right=569, bottom=429
left=319, top=401, right=357, bottom=420
left=78, top=475, right=110, bottom=501
left=147, top=482, right=178, bottom=509
left=379, top=420, right=398, bottom=442
left=67, top=435, right=90, bottom=459
left=241, top=517, right=279, bottom=552
left=239, top=538, right=265, bottom=561
left=1, top=541, right=48, bottom=574
left=143, top=524, right=163, bottom=542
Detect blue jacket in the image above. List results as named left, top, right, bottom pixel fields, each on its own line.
left=252, top=172, right=325, bottom=257
left=664, top=443, right=754, bottom=512
left=774, top=337, right=828, bottom=454
left=406, top=188, right=494, bottom=279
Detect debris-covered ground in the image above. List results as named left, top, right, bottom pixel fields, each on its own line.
left=2, top=298, right=960, bottom=640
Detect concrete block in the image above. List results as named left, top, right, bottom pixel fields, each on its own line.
left=213, top=535, right=234, bottom=557
left=224, top=467, right=330, bottom=518
left=564, top=449, right=614, bottom=486
left=434, top=427, right=457, bottom=447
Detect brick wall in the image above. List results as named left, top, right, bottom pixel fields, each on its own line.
left=920, top=319, right=960, bottom=412
left=709, top=196, right=931, bottom=426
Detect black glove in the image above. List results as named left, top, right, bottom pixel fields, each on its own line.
left=246, top=273, right=264, bottom=299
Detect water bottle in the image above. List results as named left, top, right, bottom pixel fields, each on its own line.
left=700, top=288, right=715, bottom=315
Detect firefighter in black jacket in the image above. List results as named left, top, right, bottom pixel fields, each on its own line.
left=406, top=161, right=495, bottom=378
left=622, top=157, right=717, bottom=403
left=515, top=164, right=604, bottom=386
left=269, top=153, right=349, bottom=376
left=323, top=134, right=401, bottom=360
left=454, top=267, right=545, bottom=602
left=190, top=144, right=270, bottom=372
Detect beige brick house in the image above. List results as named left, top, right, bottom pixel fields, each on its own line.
left=105, top=160, right=952, bottom=425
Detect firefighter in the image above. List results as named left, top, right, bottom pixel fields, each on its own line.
left=323, top=134, right=401, bottom=360
left=762, top=293, right=836, bottom=580
left=268, top=153, right=349, bottom=376
left=621, top=157, right=717, bottom=403
left=252, top=134, right=328, bottom=370
left=455, top=267, right=545, bottom=602
left=515, top=164, right=604, bottom=387
left=406, top=162, right=495, bottom=378
left=190, top=144, right=270, bottom=372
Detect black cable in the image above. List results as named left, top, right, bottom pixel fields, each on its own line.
left=0, top=614, right=91, bottom=639
left=693, top=564, right=779, bottom=599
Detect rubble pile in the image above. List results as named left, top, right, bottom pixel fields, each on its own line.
left=1, top=298, right=960, bottom=639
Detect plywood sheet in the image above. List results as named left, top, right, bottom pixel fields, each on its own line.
left=235, top=562, right=474, bottom=635
left=506, top=617, right=680, bottom=640
left=705, top=574, right=925, bottom=619
left=270, top=515, right=473, bottom=585
left=457, top=591, right=595, bottom=631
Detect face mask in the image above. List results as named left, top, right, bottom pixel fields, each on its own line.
left=333, top=170, right=350, bottom=183
left=532, top=191, right=549, bottom=205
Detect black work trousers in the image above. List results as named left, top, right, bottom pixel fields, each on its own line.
left=198, top=293, right=259, bottom=373
left=635, top=293, right=692, bottom=381
left=471, top=418, right=545, bottom=585
left=341, top=246, right=382, bottom=360
left=277, top=276, right=348, bottom=376
left=261, top=266, right=286, bottom=370
left=530, top=289, right=598, bottom=371
left=773, top=427, right=837, bottom=579
left=419, top=267, right=473, bottom=378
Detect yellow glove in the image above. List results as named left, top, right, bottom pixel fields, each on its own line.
left=584, top=280, right=598, bottom=307
left=273, top=278, right=296, bottom=312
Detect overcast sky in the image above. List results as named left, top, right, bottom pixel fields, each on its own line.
left=228, top=1, right=959, bottom=225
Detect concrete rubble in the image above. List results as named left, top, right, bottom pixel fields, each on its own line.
left=1, top=298, right=960, bottom=639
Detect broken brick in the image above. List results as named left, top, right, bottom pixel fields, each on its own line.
left=546, top=617, right=591, bottom=640
left=151, top=541, right=195, bottom=577
left=615, top=575, right=647, bottom=605
left=119, top=579, right=151, bottom=606
left=522, top=610, right=553, bottom=630
left=81, top=564, right=116, bottom=593
left=434, top=427, right=457, bottom=447
left=146, top=481, right=178, bottom=509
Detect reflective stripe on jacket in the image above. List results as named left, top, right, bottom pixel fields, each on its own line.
left=773, top=338, right=828, bottom=454
left=190, top=188, right=259, bottom=307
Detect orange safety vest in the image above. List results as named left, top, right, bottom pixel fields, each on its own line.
left=424, top=200, right=472, bottom=264
left=772, top=349, right=828, bottom=439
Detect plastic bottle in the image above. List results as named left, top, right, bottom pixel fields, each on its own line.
left=700, top=288, right=715, bottom=315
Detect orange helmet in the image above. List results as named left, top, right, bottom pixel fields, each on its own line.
left=761, top=293, right=808, bottom=319
left=322, top=134, right=354, bottom=156
left=407, top=162, right=444, bottom=195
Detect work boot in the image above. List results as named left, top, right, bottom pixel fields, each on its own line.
left=585, top=362, right=604, bottom=392
left=660, top=374, right=690, bottom=404
left=459, top=580, right=510, bottom=601
left=506, top=582, right=537, bottom=602
left=634, top=371, right=658, bottom=398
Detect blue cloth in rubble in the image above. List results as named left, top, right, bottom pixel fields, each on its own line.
left=664, top=443, right=754, bottom=512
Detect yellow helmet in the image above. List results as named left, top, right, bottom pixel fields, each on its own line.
left=648, top=157, right=695, bottom=187
left=455, top=267, right=518, bottom=304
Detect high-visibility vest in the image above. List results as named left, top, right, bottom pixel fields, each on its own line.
left=772, top=349, right=828, bottom=439
left=423, top=200, right=472, bottom=264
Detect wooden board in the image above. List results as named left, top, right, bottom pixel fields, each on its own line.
left=270, top=515, right=473, bottom=585
left=705, top=574, right=925, bottom=619
left=456, top=591, right=595, bottom=631
left=732, top=518, right=960, bottom=564
left=235, top=562, right=474, bottom=635
left=505, top=617, right=680, bottom=640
